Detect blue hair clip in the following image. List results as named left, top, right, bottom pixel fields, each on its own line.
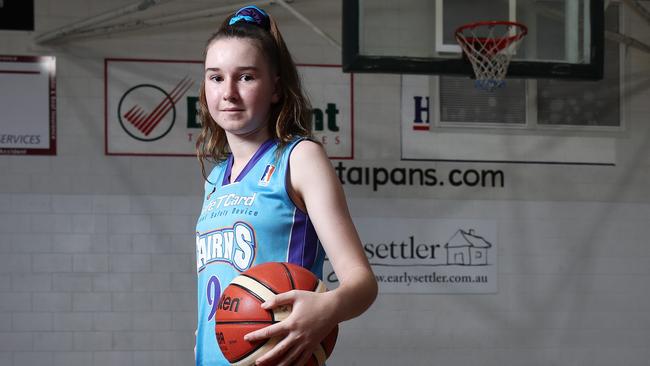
left=229, top=5, right=270, bottom=30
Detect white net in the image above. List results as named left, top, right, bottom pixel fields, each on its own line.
left=455, top=22, right=527, bottom=91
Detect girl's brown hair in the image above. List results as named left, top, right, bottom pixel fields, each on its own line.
left=195, top=9, right=313, bottom=182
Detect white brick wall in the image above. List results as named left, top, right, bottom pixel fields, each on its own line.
left=1, top=0, right=650, bottom=366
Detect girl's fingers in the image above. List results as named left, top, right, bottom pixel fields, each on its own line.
left=254, top=334, right=297, bottom=365
left=244, top=322, right=288, bottom=342
left=261, top=290, right=297, bottom=309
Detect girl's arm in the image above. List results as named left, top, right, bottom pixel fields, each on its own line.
left=244, top=140, right=378, bottom=366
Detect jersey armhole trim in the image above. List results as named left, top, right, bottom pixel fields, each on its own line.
left=284, top=138, right=312, bottom=215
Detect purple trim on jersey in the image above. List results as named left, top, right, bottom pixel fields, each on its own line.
left=222, top=157, right=233, bottom=186
left=283, top=138, right=308, bottom=212
left=222, top=139, right=277, bottom=186
left=287, top=209, right=319, bottom=268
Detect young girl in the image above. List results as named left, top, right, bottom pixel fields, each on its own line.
left=194, top=5, right=377, bottom=366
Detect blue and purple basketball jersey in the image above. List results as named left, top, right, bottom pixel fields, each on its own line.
left=194, top=138, right=324, bottom=366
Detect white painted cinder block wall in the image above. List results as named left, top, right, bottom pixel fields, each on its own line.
left=1, top=0, right=650, bottom=365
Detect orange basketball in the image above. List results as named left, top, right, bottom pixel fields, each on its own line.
left=215, top=262, right=338, bottom=366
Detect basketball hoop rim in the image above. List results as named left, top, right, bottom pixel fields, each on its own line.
left=455, top=20, right=529, bottom=43
left=454, top=21, right=529, bottom=91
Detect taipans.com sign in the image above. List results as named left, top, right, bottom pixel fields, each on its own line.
left=323, top=218, right=497, bottom=293
left=105, top=59, right=353, bottom=158
left=0, top=55, right=56, bottom=155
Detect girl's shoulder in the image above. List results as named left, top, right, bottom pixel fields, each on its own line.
left=282, top=137, right=321, bottom=156
left=287, top=138, right=330, bottom=182
left=289, top=138, right=326, bottom=159
left=274, top=137, right=321, bottom=163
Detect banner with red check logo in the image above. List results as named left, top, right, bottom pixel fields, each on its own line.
left=105, top=59, right=353, bottom=158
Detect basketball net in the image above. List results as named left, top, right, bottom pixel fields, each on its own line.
left=455, top=21, right=528, bottom=91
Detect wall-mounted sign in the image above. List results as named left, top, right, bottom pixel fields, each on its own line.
left=324, top=217, right=498, bottom=294
left=105, top=59, right=353, bottom=159
left=298, top=64, right=354, bottom=159
left=400, top=75, right=615, bottom=165
left=0, top=55, right=56, bottom=155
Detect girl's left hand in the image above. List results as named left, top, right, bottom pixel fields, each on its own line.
left=243, top=289, right=339, bottom=366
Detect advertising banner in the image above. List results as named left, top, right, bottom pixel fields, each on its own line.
left=400, top=74, right=615, bottom=165
left=0, top=55, right=56, bottom=155
left=324, top=218, right=498, bottom=293
left=105, top=59, right=353, bottom=158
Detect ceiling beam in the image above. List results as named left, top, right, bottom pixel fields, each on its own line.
left=620, top=0, right=650, bottom=25
left=34, top=0, right=176, bottom=44
left=274, top=0, right=341, bottom=51
left=606, top=29, right=650, bottom=54
left=61, top=1, right=271, bottom=40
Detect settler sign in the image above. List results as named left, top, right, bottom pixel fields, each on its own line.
left=323, top=217, right=498, bottom=294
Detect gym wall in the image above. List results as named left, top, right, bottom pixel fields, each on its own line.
left=1, top=1, right=649, bottom=365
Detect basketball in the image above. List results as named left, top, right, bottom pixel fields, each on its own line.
left=215, top=262, right=338, bottom=366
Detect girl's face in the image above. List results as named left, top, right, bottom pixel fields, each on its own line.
left=204, top=37, right=279, bottom=138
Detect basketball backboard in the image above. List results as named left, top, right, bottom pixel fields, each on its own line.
left=343, top=0, right=604, bottom=79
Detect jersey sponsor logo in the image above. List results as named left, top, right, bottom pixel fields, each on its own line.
left=259, top=164, right=276, bottom=186
left=196, top=222, right=256, bottom=272
left=201, top=193, right=257, bottom=214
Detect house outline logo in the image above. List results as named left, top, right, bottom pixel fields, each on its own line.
left=444, top=228, right=493, bottom=266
